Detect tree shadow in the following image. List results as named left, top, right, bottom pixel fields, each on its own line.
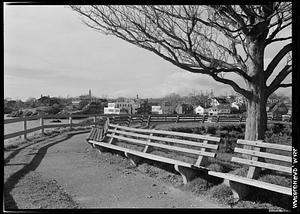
left=4, top=134, right=75, bottom=210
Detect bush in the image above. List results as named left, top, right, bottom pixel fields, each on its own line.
left=207, top=184, right=234, bottom=204
left=207, top=163, right=224, bottom=172
left=206, top=126, right=217, bottom=135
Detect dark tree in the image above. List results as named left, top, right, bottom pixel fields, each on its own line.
left=71, top=4, right=292, bottom=141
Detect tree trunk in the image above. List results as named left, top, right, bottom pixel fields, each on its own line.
left=242, top=38, right=268, bottom=179
left=244, top=38, right=267, bottom=141
left=245, top=94, right=267, bottom=141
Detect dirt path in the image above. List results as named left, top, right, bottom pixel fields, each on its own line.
left=4, top=132, right=228, bottom=209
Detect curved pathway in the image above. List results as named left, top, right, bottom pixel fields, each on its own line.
left=5, top=132, right=228, bottom=208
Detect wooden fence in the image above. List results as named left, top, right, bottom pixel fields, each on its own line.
left=4, top=113, right=291, bottom=140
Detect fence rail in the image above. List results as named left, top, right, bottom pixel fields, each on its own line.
left=4, top=113, right=291, bottom=140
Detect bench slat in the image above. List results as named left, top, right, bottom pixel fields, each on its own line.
left=106, top=133, right=217, bottom=158
left=89, top=128, right=97, bottom=140
left=208, top=171, right=292, bottom=196
left=234, top=148, right=292, bottom=163
left=107, top=129, right=218, bottom=150
left=237, top=140, right=292, bottom=152
left=109, top=124, right=220, bottom=142
left=231, top=157, right=292, bottom=174
left=88, top=140, right=194, bottom=168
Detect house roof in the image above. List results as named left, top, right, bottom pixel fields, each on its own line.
left=268, top=102, right=287, bottom=112
left=213, top=97, right=230, bottom=104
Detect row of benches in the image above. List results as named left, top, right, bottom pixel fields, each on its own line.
left=86, top=118, right=292, bottom=201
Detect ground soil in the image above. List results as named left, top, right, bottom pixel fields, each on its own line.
left=4, top=132, right=228, bottom=209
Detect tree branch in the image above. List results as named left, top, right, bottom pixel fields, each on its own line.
left=265, top=43, right=292, bottom=79
left=266, top=64, right=292, bottom=96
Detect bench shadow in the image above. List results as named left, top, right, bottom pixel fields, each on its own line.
left=4, top=134, right=74, bottom=210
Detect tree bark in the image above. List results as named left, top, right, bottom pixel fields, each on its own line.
left=244, top=92, right=267, bottom=141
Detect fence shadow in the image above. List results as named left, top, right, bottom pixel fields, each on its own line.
left=4, top=134, right=76, bottom=210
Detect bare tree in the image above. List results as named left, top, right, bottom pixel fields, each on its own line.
left=71, top=4, right=292, bottom=141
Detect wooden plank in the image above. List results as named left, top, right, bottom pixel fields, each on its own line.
left=89, top=140, right=193, bottom=168
left=25, top=126, right=43, bottom=134
left=194, top=140, right=208, bottom=167
left=4, top=126, right=42, bottom=140
left=107, top=128, right=218, bottom=150
left=95, top=128, right=102, bottom=141
left=143, top=133, right=153, bottom=153
left=234, top=147, right=292, bottom=163
left=109, top=123, right=220, bottom=142
left=4, top=117, right=24, bottom=124
left=208, top=171, right=292, bottom=196
left=108, top=127, right=118, bottom=144
left=106, top=134, right=216, bottom=158
left=87, top=128, right=96, bottom=140
left=237, top=139, right=292, bottom=151
left=92, top=128, right=98, bottom=140
left=231, top=157, right=292, bottom=174
left=4, top=130, right=27, bottom=140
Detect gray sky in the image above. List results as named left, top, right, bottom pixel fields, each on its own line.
left=4, top=5, right=292, bottom=101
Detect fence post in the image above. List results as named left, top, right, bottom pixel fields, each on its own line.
left=23, top=116, right=27, bottom=140
left=240, top=115, right=243, bottom=123
left=147, top=115, right=151, bottom=127
left=202, top=115, right=206, bottom=123
left=69, top=116, right=73, bottom=130
left=176, top=115, right=179, bottom=123
left=40, top=114, right=44, bottom=135
left=93, top=115, right=97, bottom=127
left=217, top=115, right=220, bottom=123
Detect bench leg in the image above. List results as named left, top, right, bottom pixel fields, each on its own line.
left=174, top=165, right=197, bottom=184
left=124, top=152, right=142, bottom=166
left=223, top=179, right=250, bottom=202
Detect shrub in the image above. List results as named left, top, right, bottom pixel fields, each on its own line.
left=258, top=174, right=292, bottom=188
left=207, top=163, right=224, bottom=172
left=230, top=167, right=249, bottom=177
left=206, top=126, right=216, bottom=135
left=207, top=184, right=234, bottom=204
left=181, top=177, right=212, bottom=195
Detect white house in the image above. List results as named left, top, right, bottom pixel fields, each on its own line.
left=208, top=105, right=231, bottom=116
left=104, top=103, right=120, bottom=114
left=194, top=105, right=207, bottom=115
left=151, top=106, right=163, bottom=114
left=208, top=107, right=218, bottom=116
left=217, top=105, right=231, bottom=114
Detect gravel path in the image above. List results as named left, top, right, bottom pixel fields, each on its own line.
left=4, top=132, right=228, bottom=209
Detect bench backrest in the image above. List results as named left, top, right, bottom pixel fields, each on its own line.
left=233, top=139, right=292, bottom=178
left=105, top=122, right=220, bottom=168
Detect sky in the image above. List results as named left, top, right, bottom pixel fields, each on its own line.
left=4, top=5, right=292, bottom=101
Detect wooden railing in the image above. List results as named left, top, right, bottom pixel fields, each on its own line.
left=4, top=113, right=291, bottom=140
left=4, top=114, right=105, bottom=140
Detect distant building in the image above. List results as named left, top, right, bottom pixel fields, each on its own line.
left=267, top=102, right=288, bottom=118
left=115, top=101, right=133, bottom=114
left=207, top=105, right=231, bottom=116
left=104, top=103, right=120, bottom=114
left=161, top=101, right=176, bottom=114
left=194, top=105, right=208, bottom=115
left=151, top=106, right=163, bottom=114
left=210, top=97, right=230, bottom=107
left=175, top=103, right=194, bottom=115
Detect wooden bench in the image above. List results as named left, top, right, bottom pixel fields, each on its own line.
left=86, top=127, right=105, bottom=142
left=87, top=119, right=220, bottom=184
left=208, top=139, right=292, bottom=201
